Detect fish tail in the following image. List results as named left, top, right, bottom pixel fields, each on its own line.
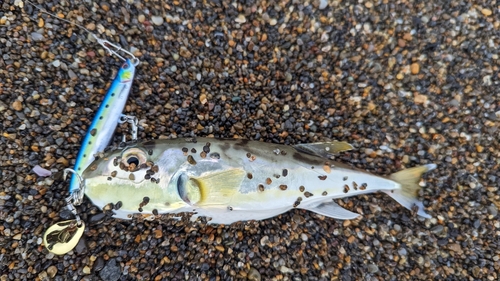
left=385, top=164, right=436, bottom=218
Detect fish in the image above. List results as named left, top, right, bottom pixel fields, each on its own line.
left=81, top=137, right=436, bottom=224
left=68, top=59, right=137, bottom=197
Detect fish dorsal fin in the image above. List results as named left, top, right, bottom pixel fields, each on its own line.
left=302, top=201, right=361, bottom=220
left=294, top=141, right=353, bottom=158
left=187, top=168, right=246, bottom=207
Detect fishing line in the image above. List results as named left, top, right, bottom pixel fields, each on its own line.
left=25, top=0, right=139, bottom=64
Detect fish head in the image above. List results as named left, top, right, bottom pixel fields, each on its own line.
left=82, top=143, right=188, bottom=215
left=83, top=146, right=153, bottom=184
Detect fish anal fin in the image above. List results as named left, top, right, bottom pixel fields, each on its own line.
left=385, top=164, right=436, bottom=219
left=294, top=141, right=353, bottom=158
left=301, top=201, right=361, bottom=220
left=190, top=168, right=246, bottom=206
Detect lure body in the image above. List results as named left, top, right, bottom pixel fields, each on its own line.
left=82, top=138, right=435, bottom=224
left=69, top=59, right=136, bottom=194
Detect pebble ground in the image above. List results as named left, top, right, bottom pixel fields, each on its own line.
left=1, top=0, right=500, bottom=280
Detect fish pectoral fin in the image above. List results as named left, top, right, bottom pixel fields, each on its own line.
left=294, top=141, right=353, bottom=158
left=301, top=201, right=361, bottom=220
left=189, top=168, right=246, bottom=206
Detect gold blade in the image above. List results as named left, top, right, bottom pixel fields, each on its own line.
left=43, top=220, right=85, bottom=255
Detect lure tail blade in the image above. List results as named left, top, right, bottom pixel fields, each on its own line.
left=385, top=164, right=436, bottom=218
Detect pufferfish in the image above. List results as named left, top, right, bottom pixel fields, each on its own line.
left=82, top=138, right=436, bottom=224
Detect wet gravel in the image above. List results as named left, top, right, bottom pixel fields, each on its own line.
left=1, top=0, right=500, bottom=280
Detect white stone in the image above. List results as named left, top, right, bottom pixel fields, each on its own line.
left=319, top=0, right=328, bottom=9
left=235, top=14, right=246, bottom=23
left=151, top=16, right=164, bottom=26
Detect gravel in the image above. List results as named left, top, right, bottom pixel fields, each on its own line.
left=1, top=0, right=500, bottom=280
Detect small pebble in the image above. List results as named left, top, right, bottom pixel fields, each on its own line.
left=82, top=266, right=91, bottom=275
left=431, top=225, right=444, bottom=235
left=68, top=70, right=77, bottom=80
left=280, top=266, right=293, bottom=274
left=481, top=8, right=492, bottom=16
left=47, top=266, right=57, bottom=278
left=12, top=100, right=22, bottom=111
left=319, top=0, right=328, bottom=9
left=487, top=205, right=498, bottom=217
left=367, top=264, right=379, bottom=273
left=31, top=32, right=44, bottom=42
left=411, top=63, right=420, bottom=74
left=235, top=14, right=246, bottom=23
left=247, top=267, right=261, bottom=281
left=99, top=259, right=121, bottom=281
left=151, top=16, right=164, bottom=26
left=94, top=257, right=105, bottom=272
left=301, top=233, right=308, bottom=241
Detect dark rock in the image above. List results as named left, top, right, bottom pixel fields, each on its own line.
left=99, top=259, right=121, bottom=281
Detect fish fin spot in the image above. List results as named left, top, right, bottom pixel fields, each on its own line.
left=300, top=201, right=360, bottom=220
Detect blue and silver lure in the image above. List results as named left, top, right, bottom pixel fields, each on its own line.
left=68, top=57, right=139, bottom=204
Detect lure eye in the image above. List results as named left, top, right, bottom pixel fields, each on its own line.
left=120, top=148, right=148, bottom=172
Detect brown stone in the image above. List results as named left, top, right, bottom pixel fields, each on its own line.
left=411, top=63, right=420, bottom=74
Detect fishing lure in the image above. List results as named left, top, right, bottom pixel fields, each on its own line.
left=44, top=59, right=139, bottom=256
left=81, top=138, right=436, bottom=224
left=67, top=56, right=139, bottom=205
left=28, top=1, right=141, bottom=255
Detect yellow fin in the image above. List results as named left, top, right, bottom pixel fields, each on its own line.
left=294, top=141, right=353, bottom=158
left=387, top=164, right=437, bottom=218
left=189, top=168, right=246, bottom=206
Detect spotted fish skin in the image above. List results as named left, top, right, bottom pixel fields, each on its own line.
left=82, top=138, right=436, bottom=224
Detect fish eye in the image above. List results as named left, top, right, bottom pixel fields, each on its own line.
left=120, top=148, right=148, bottom=171
left=127, top=156, right=140, bottom=166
